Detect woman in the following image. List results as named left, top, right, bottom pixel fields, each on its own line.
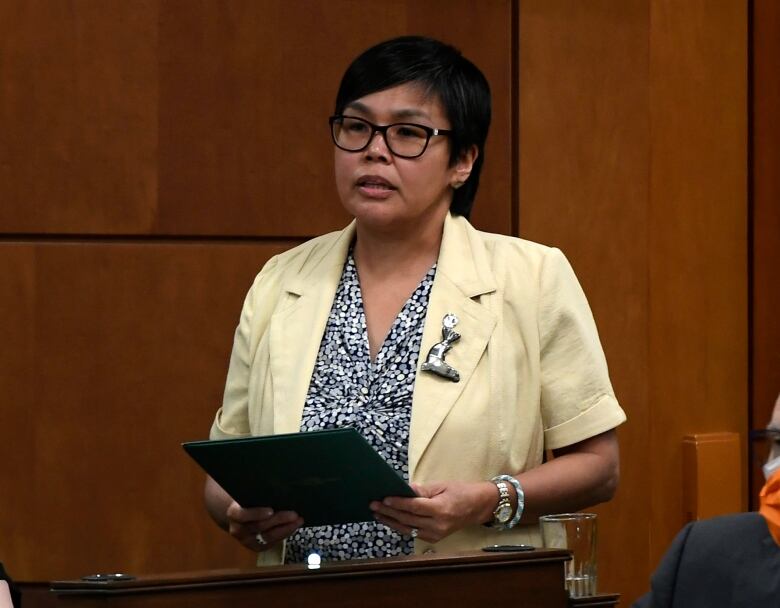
left=205, top=36, right=626, bottom=565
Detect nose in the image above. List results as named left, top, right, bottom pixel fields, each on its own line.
left=364, top=130, right=391, bottom=162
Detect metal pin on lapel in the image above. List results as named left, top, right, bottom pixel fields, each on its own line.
left=421, top=313, right=461, bottom=382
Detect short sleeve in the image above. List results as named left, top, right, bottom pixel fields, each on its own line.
left=209, top=257, right=279, bottom=440
left=538, top=248, right=626, bottom=449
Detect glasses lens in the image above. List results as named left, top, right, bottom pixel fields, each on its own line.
left=333, top=117, right=371, bottom=151
left=387, top=124, right=429, bottom=158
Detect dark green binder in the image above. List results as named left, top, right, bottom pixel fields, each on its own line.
left=182, top=427, right=416, bottom=527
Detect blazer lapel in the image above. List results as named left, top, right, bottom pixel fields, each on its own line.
left=269, top=223, right=355, bottom=434
left=409, top=214, right=497, bottom=479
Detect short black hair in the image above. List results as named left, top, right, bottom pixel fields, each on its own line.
left=334, top=36, right=491, bottom=218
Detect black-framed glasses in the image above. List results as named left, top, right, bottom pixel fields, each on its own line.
left=329, top=115, right=452, bottom=159
left=751, top=428, right=780, bottom=467
left=750, top=428, right=780, bottom=443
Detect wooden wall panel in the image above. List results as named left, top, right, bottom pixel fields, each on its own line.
left=0, top=242, right=293, bottom=579
left=0, top=1, right=158, bottom=234
left=0, top=247, right=36, bottom=569
left=0, top=1, right=754, bottom=605
left=156, top=0, right=512, bottom=237
left=518, top=1, right=650, bottom=601
left=0, top=0, right=512, bottom=238
left=648, top=0, right=747, bottom=567
left=0, top=0, right=515, bottom=585
left=156, top=0, right=349, bottom=236
left=750, top=0, right=780, bottom=503
left=418, top=0, right=514, bottom=235
left=518, top=0, right=748, bottom=602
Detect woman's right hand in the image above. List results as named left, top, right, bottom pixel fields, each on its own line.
left=205, top=476, right=303, bottom=551
left=225, top=501, right=304, bottom=552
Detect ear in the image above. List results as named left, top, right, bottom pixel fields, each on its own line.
left=450, top=145, right=479, bottom=189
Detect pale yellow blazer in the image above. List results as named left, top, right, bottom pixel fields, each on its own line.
left=211, top=213, right=626, bottom=564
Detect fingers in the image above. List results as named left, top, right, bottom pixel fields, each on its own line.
left=242, top=514, right=304, bottom=551
left=226, top=502, right=274, bottom=523
left=225, top=501, right=303, bottom=551
left=371, top=499, right=425, bottom=521
left=375, top=494, right=432, bottom=516
left=370, top=482, right=471, bottom=543
left=233, top=513, right=304, bottom=551
left=373, top=511, right=436, bottom=542
left=371, top=499, right=437, bottom=542
left=409, top=482, right=435, bottom=498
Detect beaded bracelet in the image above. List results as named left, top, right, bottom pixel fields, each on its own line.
left=491, top=474, right=524, bottom=530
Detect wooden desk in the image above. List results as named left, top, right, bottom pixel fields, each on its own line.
left=20, top=549, right=619, bottom=607
left=571, top=593, right=621, bottom=607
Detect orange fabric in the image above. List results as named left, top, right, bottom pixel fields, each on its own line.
left=759, top=469, right=780, bottom=546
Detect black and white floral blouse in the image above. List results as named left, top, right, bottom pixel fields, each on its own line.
left=284, top=252, right=436, bottom=563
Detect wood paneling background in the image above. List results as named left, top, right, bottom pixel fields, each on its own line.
left=0, top=1, right=756, bottom=605
left=750, top=0, right=780, bottom=505
left=0, top=0, right=514, bottom=582
left=0, top=0, right=511, bottom=236
left=518, top=2, right=652, bottom=598
left=0, top=1, right=158, bottom=233
left=518, top=0, right=747, bottom=601
left=646, top=0, right=747, bottom=566
left=0, top=241, right=291, bottom=575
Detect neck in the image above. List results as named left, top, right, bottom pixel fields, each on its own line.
left=353, top=211, right=447, bottom=277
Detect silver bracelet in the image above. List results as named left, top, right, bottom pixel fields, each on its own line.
left=491, top=474, right=524, bottom=529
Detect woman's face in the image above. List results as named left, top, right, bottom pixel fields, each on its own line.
left=333, top=82, right=473, bottom=234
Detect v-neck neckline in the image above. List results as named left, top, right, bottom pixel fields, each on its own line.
left=345, top=252, right=436, bottom=367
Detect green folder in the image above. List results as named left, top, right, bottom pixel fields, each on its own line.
left=182, top=427, right=416, bottom=527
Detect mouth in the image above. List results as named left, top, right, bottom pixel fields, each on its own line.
left=356, top=175, right=396, bottom=191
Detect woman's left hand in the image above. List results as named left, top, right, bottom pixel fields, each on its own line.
left=370, top=480, right=495, bottom=543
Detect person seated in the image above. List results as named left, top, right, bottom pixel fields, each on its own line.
left=632, top=394, right=780, bottom=607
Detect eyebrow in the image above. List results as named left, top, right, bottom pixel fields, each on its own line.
left=344, top=101, right=432, bottom=122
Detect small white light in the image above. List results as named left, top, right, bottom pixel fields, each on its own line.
left=306, top=553, right=321, bottom=569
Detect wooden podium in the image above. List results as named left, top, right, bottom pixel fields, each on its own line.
left=20, top=549, right=619, bottom=607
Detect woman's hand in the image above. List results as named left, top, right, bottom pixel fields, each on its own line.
left=225, top=502, right=304, bottom=552
left=204, top=476, right=303, bottom=552
left=370, top=480, right=496, bottom=543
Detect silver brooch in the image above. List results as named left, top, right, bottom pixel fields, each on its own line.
left=421, top=313, right=461, bottom=382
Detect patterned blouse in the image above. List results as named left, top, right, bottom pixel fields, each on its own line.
left=284, top=252, right=436, bottom=563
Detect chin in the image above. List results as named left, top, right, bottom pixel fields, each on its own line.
left=343, top=198, right=405, bottom=227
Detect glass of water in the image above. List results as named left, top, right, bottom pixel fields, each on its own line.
left=539, top=512, right=597, bottom=597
